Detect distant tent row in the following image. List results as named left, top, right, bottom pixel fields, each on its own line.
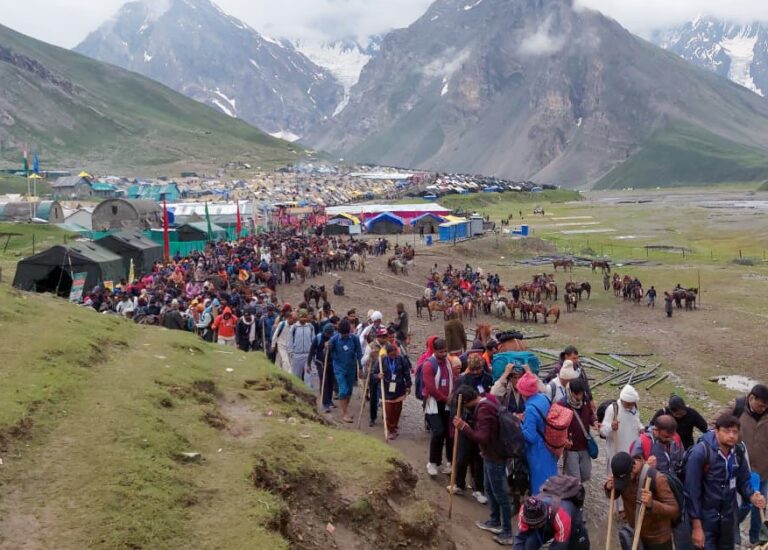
left=325, top=213, right=361, bottom=236
left=13, top=230, right=163, bottom=297
left=365, top=212, right=405, bottom=234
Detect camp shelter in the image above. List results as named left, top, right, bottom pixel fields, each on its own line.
left=0, top=201, right=65, bottom=223
left=411, top=212, right=445, bottom=235
left=325, top=213, right=361, bottom=236
left=176, top=222, right=227, bottom=242
left=92, top=199, right=163, bottom=231
left=469, top=215, right=485, bottom=236
left=365, top=212, right=405, bottom=235
left=95, top=230, right=163, bottom=279
left=439, top=219, right=471, bottom=242
left=13, top=243, right=124, bottom=297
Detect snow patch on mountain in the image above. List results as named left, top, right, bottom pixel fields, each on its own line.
left=463, top=0, right=483, bottom=11
left=213, top=88, right=236, bottom=113
left=211, top=99, right=235, bottom=117
left=721, top=35, right=760, bottom=94
left=269, top=130, right=300, bottom=142
left=143, top=51, right=152, bottom=62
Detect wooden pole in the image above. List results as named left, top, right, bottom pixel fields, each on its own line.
left=379, top=354, right=389, bottom=441
left=605, top=487, right=616, bottom=550
left=448, top=394, right=464, bottom=519
left=318, top=346, right=330, bottom=410
left=356, top=366, right=372, bottom=430
left=632, top=477, right=653, bottom=550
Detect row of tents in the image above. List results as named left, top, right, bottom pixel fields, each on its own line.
left=326, top=211, right=486, bottom=239
left=13, top=231, right=163, bottom=297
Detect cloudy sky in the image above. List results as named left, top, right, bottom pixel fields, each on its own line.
left=4, top=0, right=768, bottom=49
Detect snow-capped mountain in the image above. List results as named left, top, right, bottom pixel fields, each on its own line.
left=75, top=0, right=343, bottom=139
left=653, top=17, right=768, bottom=97
left=293, top=37, right=382, bottom=116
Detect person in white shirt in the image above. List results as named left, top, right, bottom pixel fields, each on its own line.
left=546, top=360, right=579, bottom=404
left=600, top=384, right=644, bottom=464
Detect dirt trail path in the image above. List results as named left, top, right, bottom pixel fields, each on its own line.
left=277, top=236, right=765, bottom=547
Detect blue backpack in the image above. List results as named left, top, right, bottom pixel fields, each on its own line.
left=491, top=351, right=541, bottom=382
left=414, top=357, right=439, bottom=401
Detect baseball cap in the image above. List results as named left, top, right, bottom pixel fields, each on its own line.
left=610, top=452, right=634, bottom=493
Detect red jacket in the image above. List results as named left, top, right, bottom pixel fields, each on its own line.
left=213, top=307, right=237, bottom=338
left=421, top=356, right=454, bottom=403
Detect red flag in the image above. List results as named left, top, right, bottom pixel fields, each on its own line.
left=236, top=200, right=242, bottom=238
left=162, top=198, right=170, bottom=262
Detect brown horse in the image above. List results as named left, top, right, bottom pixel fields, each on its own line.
left=545, top=306, right=561, bottom=324
left=415, top=297, right=431, bottom=320
left=428, top=300, right=450, bottom=320
left=564, top=292, right=578, bottom=312
left=553, top=259, right=574, bottom=272
left=531, top=302, right=548, bottom=323
left=304, top=285, right=327, bottom=309
left=474, top=323, right=492, bottom=346
left=684, top=288, right=698, bottom=310
left=613, top=276, right=623, bottom=297
left=544, top=282, right=558, bottom=301
left=591, top=260, right=611, bottom=273
left=462, top=298, right=476, bottom=321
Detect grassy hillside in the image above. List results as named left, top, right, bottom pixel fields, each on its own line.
left=0, top=24, right=300, bottom=175
left=0, top=285, right=436, bottom=548
left=0, top=174, right=52, bottom=195
left=595, top=124, right=768, bottom=189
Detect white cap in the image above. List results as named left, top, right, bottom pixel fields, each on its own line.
left=371, top=311, right=383, bottom=321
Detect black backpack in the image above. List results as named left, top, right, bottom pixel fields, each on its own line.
left=642, top=467, right=686, bottom=528
left=492, top=404, right=525, bottom=459
left=596, top=400, right=618, bottom=439
left=679, top=434, right=746, bottom=484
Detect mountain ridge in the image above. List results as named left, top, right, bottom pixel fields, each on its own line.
left=75, top=0, right=343, bottom=140
left=0, top=22, right=298, bottom=174
left=305, top=0, right=768, bottom=188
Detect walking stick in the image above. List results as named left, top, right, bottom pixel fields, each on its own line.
left=631, top=477, right=652, bottom=550
left=448, top=394, right=464, bottom=519
left=318, top=346, right=330, bottom=409
left=262, top=321, right=267, bottom=352
left=356, top=358, right=371, bottom=429
left=605, top=487, right=615, bottom=550
left=379, top=353, right=389, bottom=442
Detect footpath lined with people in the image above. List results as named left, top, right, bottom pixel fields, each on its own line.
left=72, top=229, right=768, bottom=549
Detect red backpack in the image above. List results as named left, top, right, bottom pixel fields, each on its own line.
left=533, top=402, right=574, bottom=459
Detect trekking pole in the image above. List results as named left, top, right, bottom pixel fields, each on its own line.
left=262, top=321, right=267, bottom=353
left=379, top=354, right=389, bottom=442
left=318, top=346, right=330, bottom=410
left=605, top=487, right=615, bottom=550
left=448, top=394, right=464, bottom=519
left=356, top=358, right=371, bottom=430
left=631, top=477, right=653, bottom=550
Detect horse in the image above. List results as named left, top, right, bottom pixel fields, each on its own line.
left=462, top=297, right=475, bottom=321
left=492, top=299, right=509, bottom=318
left=613, top=276, right=623, bottom=297
left=553, top=259, right=574, bottom=272
left=631, top=284, right=643, bottom=304
left=350, top=253, right=365, bottom=272
left=531, top=302, right=548, bottom=323
left=576, top=282, right=591, bottom=301
left=304, top=285, right=327, bottom=309
left=565, top=292, right=578, bottom=313
left=684, top=288, right=698, bottom=310
left=474, top=323, right=492, bottom=346
left=544, top=282, right=558, bottom=301
left=415, top=297, right=431, bottom=320
left=295, top=262, right=306, bottom=284
left=518, top=300, right=533, bottom=322
left=428, top=300, right=450, bottom=320
left=591, top=260, right=611, bottom=273
left=545, top=306, right=561, bottom=324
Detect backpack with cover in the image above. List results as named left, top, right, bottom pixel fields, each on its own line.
left=491, top=351, right=541, bottom=381
left=538, top=474, right=586, bottom=510
left=533, top=402, right=574, bottom=459
left=644, top=468, right=686, bottom=528
left=492, top=405, right=526, bottom=459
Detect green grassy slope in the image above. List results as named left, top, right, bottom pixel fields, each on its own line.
left=0, top=285, right=434, bottom=549
left=0, top=24, right=299, bottom=175
left=594, top=123, right=768, bottom=189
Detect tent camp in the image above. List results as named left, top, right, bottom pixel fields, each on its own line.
left=13, top=243, right=125, bottom=297
left=95, top=230, right=163, bottom=279
left=176, top=222, right=227, bottom=242
left=365, top=212, right=405, bottom=235
left=411, top=213, right=445, bottom=235
left=325, top=213, right=361, bottom=236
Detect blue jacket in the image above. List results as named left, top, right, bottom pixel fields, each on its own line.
left=260, top=313, right=277, bottom=346
left=522, top=393, right=558, bottom=495
left=684, top=431, right=752, bottom=524
left=329, top=333, right=363, bottom=372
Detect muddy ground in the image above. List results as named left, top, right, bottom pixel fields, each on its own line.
left=276, top=213, right=767, bottom=548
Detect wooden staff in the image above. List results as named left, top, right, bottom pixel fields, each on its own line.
left=356, top=358, right=371, bottom=429
left=605, top=486, right=615, bottom=550
left=632, top=477, right=653, bottom=550
left=379, top=353, right=389, bottom=441
left=448, top=394, right=464, bottom=519
left=261, top=320, right=267, bottom=352
left=318, top=346, right=330, bottom=409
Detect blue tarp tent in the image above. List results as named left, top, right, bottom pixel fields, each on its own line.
left=365, top=212, right=405, bottom=234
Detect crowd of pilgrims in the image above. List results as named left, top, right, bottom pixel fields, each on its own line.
left=76, top=228, right=767, bottom=549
